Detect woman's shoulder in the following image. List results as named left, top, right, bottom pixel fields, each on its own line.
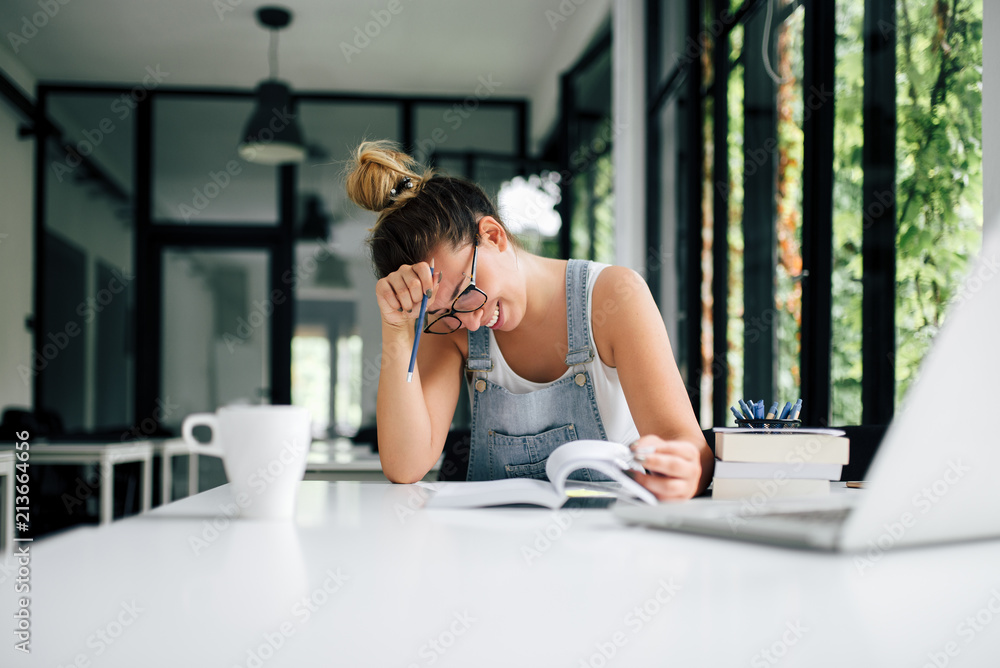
left=591, top=263, right=649, bottom=304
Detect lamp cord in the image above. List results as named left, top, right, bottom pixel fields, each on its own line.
left=269, top=29, right=279, bottom=80
left=762, top=0, right=792, bottom=85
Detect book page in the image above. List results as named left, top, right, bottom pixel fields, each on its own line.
left=545, top=440, right=658, bottom=506
left=423, top=479, right=565, bottom=509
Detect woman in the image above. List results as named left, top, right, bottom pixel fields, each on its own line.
left=345, top=141, right=713, bottom=500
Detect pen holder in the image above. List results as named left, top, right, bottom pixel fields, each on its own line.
left=735, top=418, right=802, bottom=430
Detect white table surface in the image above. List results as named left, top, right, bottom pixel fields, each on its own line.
left=2, top=481, right=1000, bottom=667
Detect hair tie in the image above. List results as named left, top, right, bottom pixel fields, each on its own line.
left=390, top=176, right=414, bottom=198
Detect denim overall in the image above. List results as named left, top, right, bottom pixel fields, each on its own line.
left=465, top=259, right=610, bottom=482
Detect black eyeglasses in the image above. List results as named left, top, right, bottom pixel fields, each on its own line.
left=424, top=240, right=488, bottom=334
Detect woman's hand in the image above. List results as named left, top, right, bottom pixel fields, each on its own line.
left=374, top=261, right=441, bottom=330
left=627, top=435, right=703, bottom=501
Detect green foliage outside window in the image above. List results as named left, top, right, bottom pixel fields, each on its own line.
left=832, top=0, right=982, bottom=423
left=893, top=0, right=983, bottom=404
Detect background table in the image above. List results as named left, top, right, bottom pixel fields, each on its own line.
left=0, top=442, right=152, bottom=527
left=0, top=452, right=13, bottom=553
left=2, top=480, right=999, bottom=667
left=304, top=439, right=439, bottom=482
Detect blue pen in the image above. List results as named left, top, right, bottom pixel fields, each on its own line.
left=754, top=401, right=763, bottom=419
left=778, top=401, right=792, bottom=419
left=730, top=406, right=744, bottom=423
left=406, top=261, right=434, bottom=383
left=738, top=399, right=754, bottom=420
left=790, top=398, right=802, bottom=420
left=766, top=402, right=779, bottom=419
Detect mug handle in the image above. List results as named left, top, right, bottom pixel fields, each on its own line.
left=181, top=413, right=225, bottom=459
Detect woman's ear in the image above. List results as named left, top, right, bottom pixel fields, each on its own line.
left=477, top=216, right=509, bottom=252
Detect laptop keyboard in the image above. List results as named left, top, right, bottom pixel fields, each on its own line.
left=754, top=508, right=852, bottom=525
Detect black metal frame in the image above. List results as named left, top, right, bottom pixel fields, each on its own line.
left=710, top=0, right=731, bottom=424
left=861, top=0, right=897, bottom=425
left=800, top=0, right=836, bottom=426
left=681, top=0, right=705, bottom=419
left=741, top=0, right=778, bottom=405
left=29, top=83, right=527, bottom=435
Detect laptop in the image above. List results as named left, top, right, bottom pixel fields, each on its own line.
left=614, top=229, right=1000, bottom=551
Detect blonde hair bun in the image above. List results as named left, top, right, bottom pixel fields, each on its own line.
left=345, top=140, right=431, bottom=213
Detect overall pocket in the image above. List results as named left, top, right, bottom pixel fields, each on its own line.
left=488, top=424, right=578, bottom=480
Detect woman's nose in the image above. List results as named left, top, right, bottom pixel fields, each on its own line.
left=457, top=310, right=483, bottom=332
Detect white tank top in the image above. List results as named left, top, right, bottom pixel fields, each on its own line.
left=484, top=263, right=641, bottom=445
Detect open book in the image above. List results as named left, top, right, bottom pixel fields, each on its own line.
left=422, top=440, right=659, bottom=509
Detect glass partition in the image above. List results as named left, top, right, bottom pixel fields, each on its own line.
left=153, top=96, right=278, bottom=224
left=40, top=92, right=135, bottom=435
left=160, top=249, right=271, bottom=430
left=293, top=100, right=400, bottom=437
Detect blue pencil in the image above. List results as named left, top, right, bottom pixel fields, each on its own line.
left=406, top=262, right=434, bottom=383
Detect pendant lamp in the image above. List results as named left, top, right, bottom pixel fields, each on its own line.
left=237, top=6, right=306, bottom=165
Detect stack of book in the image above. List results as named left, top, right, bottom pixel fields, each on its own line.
left=710, top=428, right=850, bottom=500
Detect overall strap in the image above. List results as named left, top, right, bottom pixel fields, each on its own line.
left=564, top=259, right=594, bottom=366
left=466, top=326, right=493, bottom=372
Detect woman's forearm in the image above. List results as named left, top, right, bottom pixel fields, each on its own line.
left=375, top=323, right=440, bottom=483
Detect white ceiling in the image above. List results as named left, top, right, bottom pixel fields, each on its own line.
left=0, top=0, right=612, bottom=146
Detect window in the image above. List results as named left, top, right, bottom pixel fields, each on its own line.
left=648, top=0, right=983, bottom=427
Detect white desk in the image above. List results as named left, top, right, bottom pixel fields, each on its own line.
left=153, top=439, right=439, bottom=493
left=2, top=481, right=999, bottom=667
left=1, top=442, right=153, bottom=525
left=0, top=452, right=13, bottom=553
left=152, top=439, right=200, bottom=505
left=305, top=439, right=439, bottom=482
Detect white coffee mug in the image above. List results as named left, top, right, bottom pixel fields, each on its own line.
left=181, top=405, right=312, bottom=519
